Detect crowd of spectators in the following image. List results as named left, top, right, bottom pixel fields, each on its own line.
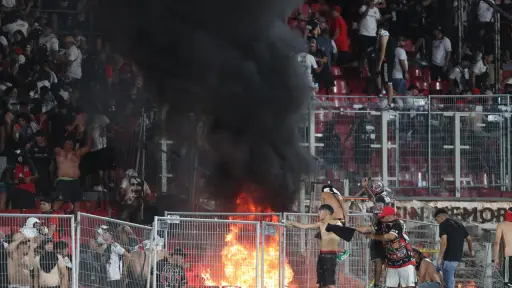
left=295, top=0, right=512, bottom=107
left=0, top=0, right=155, bottom=220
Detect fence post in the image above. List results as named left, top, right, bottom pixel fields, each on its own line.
left=509, top=113, right=512, bottom=191
left=71, top=215, right=77, bottom=288
left=281, top=225, right=286, bottom=288
left=381, top=112, right=389, bottom=185
left=152, top=217, right=158, bottom=288
left=75, top=213, right=81, bottom=288
left=259, top=222, right=263, bottom=288
left=428, top=95, right=432, bottom=194
left=454, top=113, right=462, bottom=197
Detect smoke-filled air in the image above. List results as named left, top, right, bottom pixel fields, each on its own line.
left=97, top=0, right=313, bottom=210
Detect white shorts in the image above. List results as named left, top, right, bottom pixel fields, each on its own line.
left=385, top=264, right=416, bottom=287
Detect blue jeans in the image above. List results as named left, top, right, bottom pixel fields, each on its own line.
left=419, top=282, right=441, bottom=288
left=442, top=260, right=459, bottom=288
left=392, top=78, right=406, bottom=95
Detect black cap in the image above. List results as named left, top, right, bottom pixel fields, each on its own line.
left=434, top=208, right=449, bottom=218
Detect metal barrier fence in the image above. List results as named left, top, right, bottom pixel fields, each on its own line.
left=77, top=213, right=153, bottom=288
left=153, top=216, right=261, bottom=288
left=164, top=211, right=282, bottom=222
left=0, top=214, right=76, bottom=288
left=306, top=94, right=512, bottom=197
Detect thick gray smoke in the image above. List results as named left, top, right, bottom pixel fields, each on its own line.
left=98, top=0, right=313, bottom=210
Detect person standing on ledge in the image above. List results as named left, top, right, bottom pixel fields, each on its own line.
left=434, top=208, right=473, bottom=288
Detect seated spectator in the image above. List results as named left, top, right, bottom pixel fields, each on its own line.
left=431, top=26, right=452, bottom=81
left=470, top=51, right=493, bottom=90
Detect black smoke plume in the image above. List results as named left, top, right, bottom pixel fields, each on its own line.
left=98, top=0, right=313, bottom=210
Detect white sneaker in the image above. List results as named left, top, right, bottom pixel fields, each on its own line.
left=93, top=185, right=107, bottom=192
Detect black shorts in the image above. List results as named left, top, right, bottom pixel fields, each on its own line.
left=317, top=252, right=337, bottom=286
left=360, top=35, right=377, bottom=57
left=504, top=256, right=512, bottom=284
left=55, top=179, right=83, bottom=203
left=380, top=62, right=393, bottom=85
left=370, top=239, right=386, bottom=261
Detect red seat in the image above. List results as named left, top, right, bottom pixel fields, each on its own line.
left=0, top=209, right=21, bottom=214
left=503, top=70, right=512, bottom=81
left=287, top=19, right=298, bottom=28
left=409, top=67, right=422, bottom=79
left=430, top=81, right=449, bottom=94
left=332, top=80, right=348, bottom=95
left=328, top=97, right=344, bottom=107
left=299, top=4, right=310, bottom=17
left=310, top=3, right=321, bottom=12
left=331, top=66, right=342, bottom=77
left=412, top=80, right=429, bottom=91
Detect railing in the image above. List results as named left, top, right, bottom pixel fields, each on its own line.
left=305, top=94, right=512, bottom=198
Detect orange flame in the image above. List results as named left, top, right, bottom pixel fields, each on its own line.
left=200, top=191, right=294, bottom=288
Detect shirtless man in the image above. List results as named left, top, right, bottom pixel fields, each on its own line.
left=494, top=207, right=512, bottom=286
left=33, top=238, right=69, bottom=288
left=53, top=135, right=89, bottom=214
left=7, top=233, right=38, bottom=288
left=321, top=183, right=349, bottom=261
left=127, top=236, right=167, bottom=288
left=287, top=204, right=341, bottom=288
left=413, top=248, right=443, bottom=288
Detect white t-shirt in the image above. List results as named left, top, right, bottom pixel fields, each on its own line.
left=449, top=66, right=469, bottom=91
left=358, top=5, right=381, bottom=36
left=472, top=59, right=488, bottom=76
left=89, top=114, right=110, bottom=151
left=478, top=0, right=494, bottom=22
left=297, top=52, right=318, bottom=87
left=431, top=37, right=452, bottom=66
left=66, top=45, right=82, bottom=79
left=3, top=19, right=28, bottom=39
left=106, top=242, right=125, bottom=281
left=392, top=47, right=407, bottom=79
left=39, top=34, right=59, bottom=51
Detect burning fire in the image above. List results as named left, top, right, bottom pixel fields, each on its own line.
left=200, top=192, right=294, bottom=288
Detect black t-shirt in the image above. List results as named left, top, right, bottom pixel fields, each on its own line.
left=29, top=144, right=51, bottom=183
left=382, top=220, right=415, bottom=268
left=439, top=218, right=469, bottom=261
left=155, top=259, right=187, bottom=288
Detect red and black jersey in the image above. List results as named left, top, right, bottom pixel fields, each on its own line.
left=382, top=220, right=415, bottom=268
